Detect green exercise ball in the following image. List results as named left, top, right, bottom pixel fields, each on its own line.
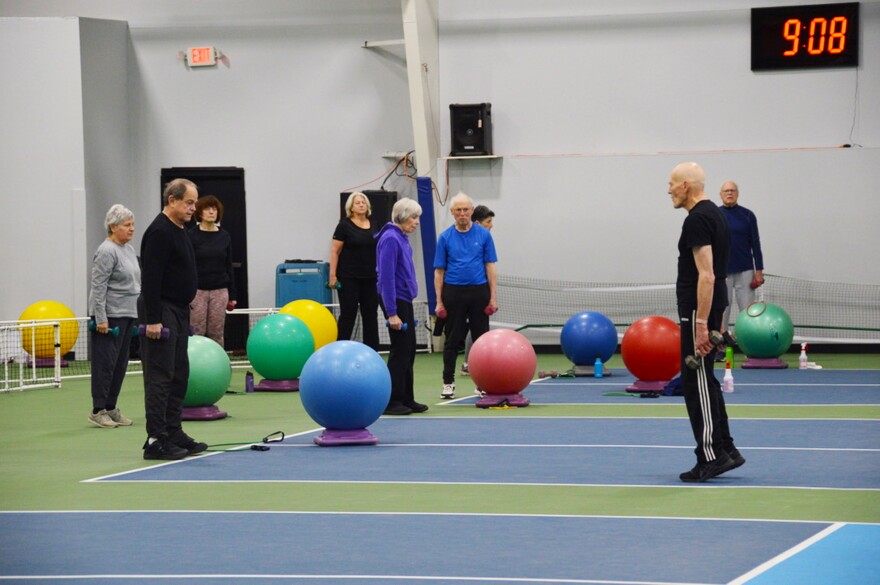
left=735, top=302, right=794, bottom=359
left=246, top=313, right=315, bottom=381
left=185, top=335, right=232, bottom=407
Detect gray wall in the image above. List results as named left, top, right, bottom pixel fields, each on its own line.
left=1, top=1, right=878, bottom=322
left=438, top=1, right=880, bottom=285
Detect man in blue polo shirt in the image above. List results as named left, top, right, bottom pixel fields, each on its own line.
left=434, top=192, right=498, bottom=399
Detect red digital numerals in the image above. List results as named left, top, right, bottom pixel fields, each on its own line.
left=782, top=16, right=847, bottom=57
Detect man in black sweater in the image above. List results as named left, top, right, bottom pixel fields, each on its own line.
left=138, top=178, right=205, bottom=460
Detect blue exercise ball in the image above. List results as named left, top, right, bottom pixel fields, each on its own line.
left=561, top=311, right=618, bottom=365
left=299, top=341, right=391, bottom=430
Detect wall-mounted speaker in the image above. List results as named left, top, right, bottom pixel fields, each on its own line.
left=450, top=103, right=492, bottom=156
left=339, top=190, right=397, bottom=225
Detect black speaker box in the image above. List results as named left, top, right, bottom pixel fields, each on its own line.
left=450, top=103, right=492, bottom=156
left=340, top=190, right=398, bottom=225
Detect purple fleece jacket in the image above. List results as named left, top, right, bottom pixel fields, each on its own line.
left=375, top=222, right=418, bottom=316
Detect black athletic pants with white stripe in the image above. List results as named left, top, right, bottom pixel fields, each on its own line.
left=678, top=306, right=735, bottom=465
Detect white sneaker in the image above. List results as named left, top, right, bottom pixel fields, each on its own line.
left=106, top=408, right=132, bottom=426
left=441, top=383, right=455, bottom=399
left=88, top=410, right=118, bottom=428
left=474, top=388, right=486, bottom=397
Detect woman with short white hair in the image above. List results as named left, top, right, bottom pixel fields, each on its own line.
left=87, top=204, right=140, bottom=428
left=375, top=197, right=427, bottom=415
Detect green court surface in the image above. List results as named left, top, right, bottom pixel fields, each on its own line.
left=1, top=351, right=878, bottom=525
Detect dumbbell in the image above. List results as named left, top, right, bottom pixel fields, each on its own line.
left=89, top=321, right=120, bottom=337
left=325, top=281, right=342, bottom=290
left=538, top=370, right=559, bottom=379
left=135, top=325, right=170, bottom=340
left=685, top=330, right=736, bottom=370
left=386, top=319, right=420, bottom=331
left=484, top=305, right=497, bottom=316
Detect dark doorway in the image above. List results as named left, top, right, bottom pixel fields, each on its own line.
left=160, top=167, right=249, bottom=351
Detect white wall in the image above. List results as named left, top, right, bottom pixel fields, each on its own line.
left=0, top=18, right=87, bottom=318
left=438, top=1, right=880, bottom=285
left=2, top=1, right=879, bottom=323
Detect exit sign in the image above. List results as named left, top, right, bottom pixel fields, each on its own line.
left=187, top=46, right=216, bottom=67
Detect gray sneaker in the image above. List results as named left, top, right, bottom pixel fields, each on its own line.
left=441, top=383, right=455, bottom=399
left=106, top=408, right=132, bottom=426
left=88, top=410, right=118, bottom=429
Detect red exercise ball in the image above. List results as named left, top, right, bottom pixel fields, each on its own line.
left=621, top=316, right=681, bottom=382
left=468, top=329, right=537, bottom=395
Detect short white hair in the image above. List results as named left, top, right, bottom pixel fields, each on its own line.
left=392, top=198, right=422, bottom=224
left=450, top=191, right=474, bottom=210
left=104, top=204, right=134, bottom=234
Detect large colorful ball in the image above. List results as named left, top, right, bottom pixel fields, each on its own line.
left=621, top=316, right=681, bottom=381
left=299, top=341, right=391, bottom=430
left=468, top=329, right=537, bottom=395
left=185, top=335, right=232, bottom=407
left=247, top=313, right=315, bottom=380
left=735, top=302, right=794, bottom=359
left=560, top=311, right=618, bottom=366
left=279, top=299, right=338, bottom=350
left=19, top=300, right=79, bottom=358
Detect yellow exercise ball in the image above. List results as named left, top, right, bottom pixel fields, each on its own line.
left=19, top=300, right=79, bottom=358
left=278, top=299, right=338, bottom=350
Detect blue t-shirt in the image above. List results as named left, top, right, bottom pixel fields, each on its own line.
left=433, top=223, right=497, bottom=285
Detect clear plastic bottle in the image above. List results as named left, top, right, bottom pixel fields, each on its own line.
left=723, top=360, right=734, bottom=393
left=594, top=357, right=603, bottom=378
left=799, top=343, right=808, bottom=370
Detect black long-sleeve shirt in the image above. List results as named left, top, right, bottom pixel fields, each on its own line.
left=188, top=226, right=236, bottom=300
left=140, top=212, right=197, bottom=323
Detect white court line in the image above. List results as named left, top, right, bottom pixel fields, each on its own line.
left=727, top=522, right=846, bottom=585
left=263, top=443, right=880, bottom=452
left=0, top=572, right=718, bottom=584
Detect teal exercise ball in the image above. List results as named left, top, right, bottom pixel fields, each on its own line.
left=246, top=313, right=315, bottom=381
left=185, top=335, right=232, bottom=407
left=735, top=302, right=794, bottom=359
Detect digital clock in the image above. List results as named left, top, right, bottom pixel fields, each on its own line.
left=751, top=3, right=859, bottom=71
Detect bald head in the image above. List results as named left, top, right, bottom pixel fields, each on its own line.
left=668, top=162, right=708, bottom=211
left=671, top=162, right=706, bottom=190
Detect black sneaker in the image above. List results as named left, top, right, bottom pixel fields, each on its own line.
left=727, top=448, right=746, bottom=470
left=679, top=452, right=736, bottom=483
left=143, top=439, right=187, bottom=461
left=405, top=401, right=429, bottom=413
left=170, top=434, right=208, bottom=455
left=383, top=403, right=413, bottom=415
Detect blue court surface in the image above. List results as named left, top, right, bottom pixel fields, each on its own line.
left=2, top=511, right=878, bottom=584
left=95, top=417, right=880, bottom=490
left=458, top=368, right=880, bottom=405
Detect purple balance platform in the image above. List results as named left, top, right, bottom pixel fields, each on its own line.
left=182, top=405, right=228, bottom=421
left=254, top=379, right=299, bottom=392
left=742, top=357, right=788, bottom=369
left=625, top=380, right=668, bottom=393
left=313, top=428, right=379, bottom=446
left=476, top=393, right=530, bottom=408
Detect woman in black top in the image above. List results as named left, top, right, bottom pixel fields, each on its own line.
left=188, top=195, right=236, bottom=347
left=329, top=192, right=380, bottom=350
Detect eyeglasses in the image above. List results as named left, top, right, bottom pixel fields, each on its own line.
left=452, top=207, right=472, bottom=214
left=722, top=189, right=738, bottom=193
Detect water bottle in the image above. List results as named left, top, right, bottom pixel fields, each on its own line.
left=799, top=343, right=808, bottom=370
left=723, top=360, right=734, bottom=393
left=594, top=357, right=603, bottom=378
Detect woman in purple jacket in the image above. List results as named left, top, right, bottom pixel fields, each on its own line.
left=375, top=198, right=427, bottom=416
